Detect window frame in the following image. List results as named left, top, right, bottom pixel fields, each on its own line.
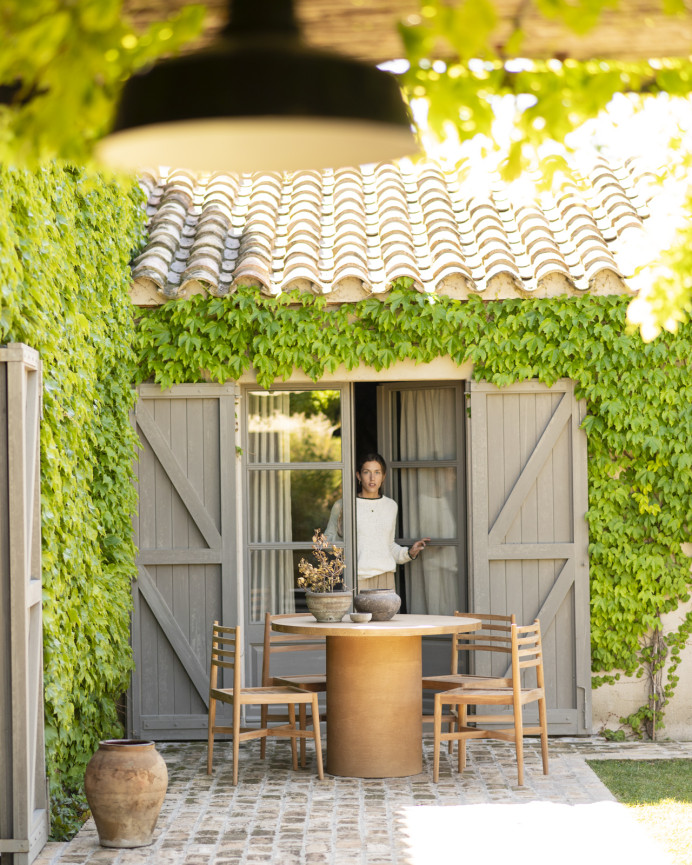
left=241, top=383, right=355, bottom=630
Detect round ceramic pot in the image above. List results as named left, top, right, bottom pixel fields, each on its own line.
left=84, top=739, right=168, bottom=848
left=353, top=588, right=401, bottom=621
left=305, top=590, right=352, bottom=622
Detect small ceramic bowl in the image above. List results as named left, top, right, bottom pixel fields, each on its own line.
left=349, top=612, right=372, bottom=623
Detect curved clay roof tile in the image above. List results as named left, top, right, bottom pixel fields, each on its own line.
left=132, top=159, right=652, bottom=305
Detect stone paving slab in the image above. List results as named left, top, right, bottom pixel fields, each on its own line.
left=34, top=738, right=692, bottom=865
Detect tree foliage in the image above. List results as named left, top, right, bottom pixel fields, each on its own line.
left=399, top=0, right=692, bottom=341
left=400, top=0, right=692, bottom=171
left=0, top=0, right=204, bottom=167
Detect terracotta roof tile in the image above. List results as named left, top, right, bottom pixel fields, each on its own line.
left=132, top=158, right=654, bottom=304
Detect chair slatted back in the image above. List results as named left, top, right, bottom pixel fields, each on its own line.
left=262, top=613, right=326, bottom=686
left=451, top=612, right=515, bottom=675
left=511, top=620, right=545, bottom=690
left=210, top=622, right=240, bottom=692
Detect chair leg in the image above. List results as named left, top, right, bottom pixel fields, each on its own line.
left=458, top=705, right=467, bottom=773
left=260, top=705, right=268, bottom=760
left=207, top=696, right=217, bottom=775
left=433, top=694, right=442, bottom=783
left=299, top=704, right=307, bottom=768
left=288, top=704, right=298, bottom=771
left=513, top=698, right=524, bottom=787
left=538, top=696, right=549, bottom=775
left=448, top=717, right=455, bottom=755
left=310, top=694, right=324, bottom=780
left=232, top=701, right=241, bottom=786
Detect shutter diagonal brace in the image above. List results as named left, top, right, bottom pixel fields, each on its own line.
left=137, top=566, right=209, bottom=706
left=500, top=559, right=574, bottom=677
left=488, top=394, right=572, bottom=545
left=135, top=403, right=222, bottom=550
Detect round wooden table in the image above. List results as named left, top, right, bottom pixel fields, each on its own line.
left=272, top=613, right=481, bottom=778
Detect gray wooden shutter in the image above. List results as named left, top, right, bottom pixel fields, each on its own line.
left=0, top=344, right=48, bottom=865
left=131, top=384, right=238, bottom=739
left=467, top=379, right=591, bottom=734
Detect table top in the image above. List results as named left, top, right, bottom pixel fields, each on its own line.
left=271, top=613, right=481, bottom=638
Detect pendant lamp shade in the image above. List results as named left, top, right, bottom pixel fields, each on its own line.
left=97, top=0, right=417, bottom=173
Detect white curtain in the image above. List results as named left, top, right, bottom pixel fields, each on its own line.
left=399, top=388, right=460, bottom=615
left=248, top=392, right=295, bottom=620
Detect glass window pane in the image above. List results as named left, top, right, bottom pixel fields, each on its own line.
left=391, top=387, right=457, bottom=461
left=249, top=549, right=297, bottom=622
left=247, top=390, right=342, bottom=464
left=407, top=547, right=461, bottom=615
left=249, top=550, right=342, bottom=623
left=248, top=469, right=342, bottom=543
left=392, top=467, right=458, bottom=539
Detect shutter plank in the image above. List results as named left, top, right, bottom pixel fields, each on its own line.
left=136, top=403, right=222, bottom=550
left=488, top=393, right=572, bottom=545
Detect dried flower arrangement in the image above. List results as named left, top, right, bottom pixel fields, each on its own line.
left=298, top=529, right=347, bottom=593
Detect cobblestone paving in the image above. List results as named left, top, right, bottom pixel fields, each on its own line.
left=35, top=738, right=692, bottom=865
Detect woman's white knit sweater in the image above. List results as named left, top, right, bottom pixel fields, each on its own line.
left=325, top=496, right=411, bottom=579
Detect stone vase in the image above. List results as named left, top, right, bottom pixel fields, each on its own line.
left=305, top=589, right=352, bottom=622
left=84, top=739, right=168, bottom=848
left=353, top=588, right=401, bottom=621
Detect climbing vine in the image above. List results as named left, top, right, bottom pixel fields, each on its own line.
left=0, top=165, right=145, bottom=794
left=136, top=284, right=692, bottom=736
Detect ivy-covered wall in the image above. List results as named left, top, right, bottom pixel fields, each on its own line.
left=136, top=285, right=692, bottom=736
left=0, top=165, right=145, bottom=791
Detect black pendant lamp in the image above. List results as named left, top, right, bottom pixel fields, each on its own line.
left=97, top=0, right=417, bottom=173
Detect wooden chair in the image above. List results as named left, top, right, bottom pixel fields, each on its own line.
left=431, top=620, right=549, bottom=786
left=206, top=622, right=324, bottom=784
left=260, top=612, right=327, bottom=766
left=422, top=612, right=516, bottom=750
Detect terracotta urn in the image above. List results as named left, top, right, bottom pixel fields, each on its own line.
left=305, top=589, right=352, bottom=622
left=353, top=588, right=401, bottom=621
left=84, top=739, right=168, bottom=848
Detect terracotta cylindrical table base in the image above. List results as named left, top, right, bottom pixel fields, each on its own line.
left=326, top=634, right=422, bottom=777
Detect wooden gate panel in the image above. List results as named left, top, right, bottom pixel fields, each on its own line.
left=131, top=385, right=237, bottom=740
left=0, top=344, right=48, bottom=865
left=468, top=379, right=591, bottom=734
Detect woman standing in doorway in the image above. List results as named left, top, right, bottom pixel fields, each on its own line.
left=325, top=453, right=430, bottom=591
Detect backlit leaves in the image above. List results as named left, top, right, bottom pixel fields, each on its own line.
left=0, top=0, right=204, bottom=166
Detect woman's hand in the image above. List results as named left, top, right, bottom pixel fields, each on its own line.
left=409, top=537, right=431, bottom=559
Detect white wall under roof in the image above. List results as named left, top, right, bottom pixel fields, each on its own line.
left=592, top=594, right=692, bottom=741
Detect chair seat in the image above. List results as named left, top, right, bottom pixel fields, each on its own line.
left=272, top=673, right=326, bottom=691
left=423, top=673, right=513, bottom=690
left=440, top=685, right=545, bottom=705
left=211, top=684, right=319, bottom=703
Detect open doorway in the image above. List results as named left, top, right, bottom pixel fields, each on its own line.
left=352, top=381, right=467, bottom=615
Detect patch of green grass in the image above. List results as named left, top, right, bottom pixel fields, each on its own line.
left=588, top=759, right=692, bottom=865
left=587, top=759, right=692, bottom=804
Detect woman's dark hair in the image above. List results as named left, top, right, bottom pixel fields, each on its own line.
left=356, top=453, right=387, bottom=475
